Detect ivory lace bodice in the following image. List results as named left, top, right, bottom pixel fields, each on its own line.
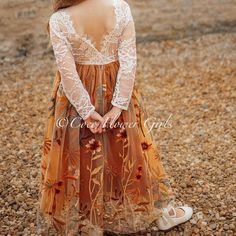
left=49, top=0, right=137, bottom=120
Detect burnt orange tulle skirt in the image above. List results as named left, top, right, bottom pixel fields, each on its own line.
left=37, top=60, right=175, bottom=235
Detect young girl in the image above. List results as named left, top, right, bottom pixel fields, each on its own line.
left=38, top=0, right=193, bottom=235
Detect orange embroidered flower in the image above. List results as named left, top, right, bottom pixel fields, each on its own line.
left=42, top=179, right=63, bottom=194
left=64, top=148, right=80, bottom=167
left=43, top=139, right=51, bottom=155
left=85, top=138, right=102, bottom=154
left=135, top=165, right=143, bottom=180
left=138, top=165, right=142, bottom=171
left=136, top=173, right=142, bottom=180
left=141, top=142, right=152, bottom=151
left=54, top=128, right=62, bottom=146
left=136, top=112, right=140, bottom=119
left=116, top=128, right=127, bottom=141
left=55, top=189, right=60, bottom=194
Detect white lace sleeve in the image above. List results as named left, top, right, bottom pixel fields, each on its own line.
left=49, top=12, right=95, bottom=120
left=111, top=2, right=137, bottom=110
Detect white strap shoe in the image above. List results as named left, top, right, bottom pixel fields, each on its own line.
left=156, top=203, right=193, bottom=231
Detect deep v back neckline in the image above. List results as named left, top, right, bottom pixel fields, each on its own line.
left=60, top=0, right=119, bottom=55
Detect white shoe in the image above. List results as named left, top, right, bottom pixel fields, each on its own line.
left=156, top=203, right=193, bottom=231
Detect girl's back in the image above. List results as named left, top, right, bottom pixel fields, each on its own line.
left=49, top=0, right=136, bottom=65
left=63, top=0, right=117, bottom=51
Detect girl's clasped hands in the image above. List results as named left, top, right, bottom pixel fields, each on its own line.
left=84, top=106, right=122, bottom=134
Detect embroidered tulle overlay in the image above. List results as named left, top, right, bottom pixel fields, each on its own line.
left=38, top=0, right=175, bottom=235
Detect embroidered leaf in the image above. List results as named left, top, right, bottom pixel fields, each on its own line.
left=92, top=178, right=100, bottom=185
left=91, top=166, right=102, bottom=175
left=134, top=207, right=145, bottom=212
left=65, top=175, right=77, bottom=180
left=53, top=216, right=66, bottom=225
left=128, top=160, right=135, bottom=169
left=92, top=154, right=102, bottom=161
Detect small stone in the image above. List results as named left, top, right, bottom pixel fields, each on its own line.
left=190, top=219, right=197, bottom=224
left=223, top=224, right=229, bottom=230
left=18, top=225, right=24, bottom=231
left=210, top=223, right=217, bottom=230
left=13, top=204, right=20, bottom=211
left=193, top=228, right=200, bottom=233
left=201, top=221, right=207, bottom=228
left=31, top=170, right=38, bottom=178
left=196, top=211, right=204, bottom=220
left=16, top=194, right=24, bottom=203
left=229, top=224, right=235, bottom=230
left=183, top=229, right=192, bottom=236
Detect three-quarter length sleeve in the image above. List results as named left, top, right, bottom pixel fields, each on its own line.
left=111, top=2, right=137, bottom=110
left=49, top=13, right=95, bottom=120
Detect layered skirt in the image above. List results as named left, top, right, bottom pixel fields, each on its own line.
left=37, top=60, right=175, bottom=235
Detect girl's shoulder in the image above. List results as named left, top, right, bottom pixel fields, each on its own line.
left=49, top=9, right=63, bottom=25
left=115, top=0, right=133, bottom=25
left=49, top=9, right=72, bottom=30
left=117, top=0, right=133, bottom=17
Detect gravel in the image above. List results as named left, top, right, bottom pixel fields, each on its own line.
left=0, top=0, right=236, bottom=235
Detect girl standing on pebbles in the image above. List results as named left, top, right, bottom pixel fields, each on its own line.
left=38, top=0, right=193, bottom=235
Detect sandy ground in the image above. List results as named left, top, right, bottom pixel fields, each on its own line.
left=0, top=0, right=236, bottom=235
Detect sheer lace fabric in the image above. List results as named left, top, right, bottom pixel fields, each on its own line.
left=49, top=0, right=137, bottom=119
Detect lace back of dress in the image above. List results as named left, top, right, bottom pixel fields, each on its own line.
left=54, top=0, right=129, bottom=65
left=67, top=0, right=117, bottom=52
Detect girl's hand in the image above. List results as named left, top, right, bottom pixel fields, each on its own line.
left=101, top=106, right=122, bottom=130
left=84, top=111, right=104, bottom=134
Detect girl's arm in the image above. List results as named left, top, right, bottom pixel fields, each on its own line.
left=49, top=12, right=95, bottom=120
left=111, top=2, right=137, bottom=110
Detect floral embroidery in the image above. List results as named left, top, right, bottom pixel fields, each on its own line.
left=141, top=141, right=152, bottom=151
left=43, top=139, right=51, bottom=155
left=42, top=179, right=62, bottom=197
left=85, top=138, right=102, bottom=154
left=135, top=165, right=143, bottom=180
left=136, top=173, right=142, bottom=180
left=116, top=127, right=128, bottom=141
left=138, top=165, right=142, bottom=171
